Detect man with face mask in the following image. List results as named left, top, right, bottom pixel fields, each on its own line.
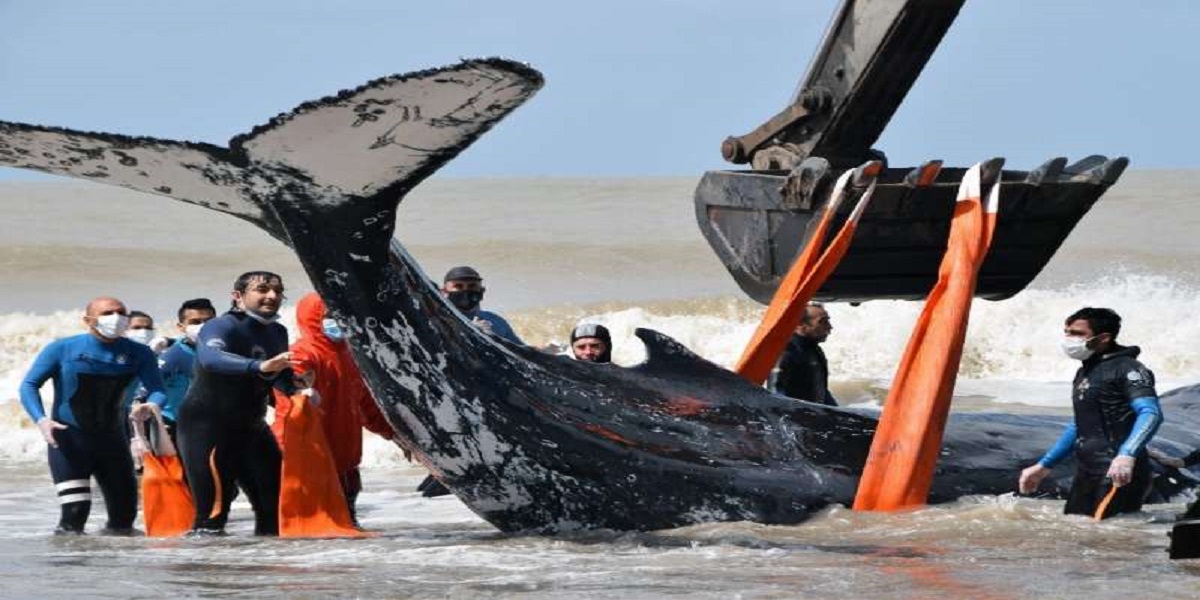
left=772, top=303, right=838, bottom=406
left=154, top=298, right=217, bottom=445
left=1018, top=307, right=1163, bottom=518
left=176, top=272, right=310, bottom=536
left=124, top=311, right=158, bottom=348
left=441, top=266, right=524, bottom=345
left=275, top=292, right=397, bottom=524
left=19, top=296, right=168, bottom=534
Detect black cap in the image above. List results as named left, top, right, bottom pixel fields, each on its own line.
left=571, top=323, right=611, bottom=344
left=443, top=266, right=482, bottom=282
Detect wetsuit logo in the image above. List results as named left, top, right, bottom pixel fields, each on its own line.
left=116, top=354, right=128, bottom=365
left=251, top=345, right=266, bottom=359
left=1127, top=368, right=1154, bottom=386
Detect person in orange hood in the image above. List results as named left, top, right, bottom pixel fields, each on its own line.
left=276, top=292, right=395, bottom=524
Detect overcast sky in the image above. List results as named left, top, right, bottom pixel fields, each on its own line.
left=2, top=0, right=1196, bottom=178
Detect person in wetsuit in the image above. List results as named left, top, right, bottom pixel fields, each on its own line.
left=19, top=296, right=167, bottom=534
left=773, top=302, right=837, bottom=406
left=569, top=323, right=612, bottom=363
left=440, top=266, right=524, bottom=344
left=176, top=272, right=308, bottom=535
left=1019, top=307, right=1163, bottom=518
left=155, top=298, right=217, bottom=446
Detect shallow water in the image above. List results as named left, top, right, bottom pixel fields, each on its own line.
left=2, top=461, right=1196, bottom=599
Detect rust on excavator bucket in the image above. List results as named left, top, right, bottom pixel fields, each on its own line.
left=695, top=155, right=1128, bottom=304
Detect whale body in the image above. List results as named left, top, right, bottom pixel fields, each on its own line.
left=2, top=59, right=1199, bottom=533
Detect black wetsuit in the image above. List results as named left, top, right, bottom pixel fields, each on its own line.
left=19, top=334, right=166, bottom=533
left=774, top=334, right=837, bottom=406
left=1062, top=346, right=1159, bottom=517
left=177, top=311, right=295, bottom=535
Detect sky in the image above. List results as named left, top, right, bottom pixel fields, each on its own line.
left=1, top=0, right=1197, bottom=178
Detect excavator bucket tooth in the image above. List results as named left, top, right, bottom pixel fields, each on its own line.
left=694, top=156, right=1128, bottom=304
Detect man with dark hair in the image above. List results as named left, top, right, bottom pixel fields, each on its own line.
left=570, top=323, right=612, bottom=363
left=176, top=272, right=309, bottom=535
left=440, top=266, right=524, bottom=345
left=155, top=298, right=218, bottom=443
left=1019, top=307, right=1163, bottom=518
left=773, top=303, right=837, bottom=406
left=19, top=296, right=168, bottom=534
left=124, top=310, right=157, bottom=348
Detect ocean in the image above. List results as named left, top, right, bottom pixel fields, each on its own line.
left=1, top=172, right=1199, bottom=598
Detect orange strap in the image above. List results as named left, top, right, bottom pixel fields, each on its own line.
left=853, top=162, right=1000, bottom=512
left=142, top=452, right=195, bottom=537
left=735, top=165, right=879, bottom=384
left=130, top=410, right=194, bottom=537
left=1093, top=484, right=1120, bottom=521
left=278, top=392, right=368, bottom=538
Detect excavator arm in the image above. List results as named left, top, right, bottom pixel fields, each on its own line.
left=697, top=0, right=1128, bottom=303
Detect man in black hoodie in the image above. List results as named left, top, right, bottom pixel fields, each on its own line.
left=773, top=303, right=837, bottom=406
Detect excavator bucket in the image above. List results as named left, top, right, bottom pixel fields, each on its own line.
left=696, top=155, right=1128, bottom=303
left=696, top=0, right=1129, bottom=303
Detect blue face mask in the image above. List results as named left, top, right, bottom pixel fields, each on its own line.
left=322, top=318, right=345, bottom=342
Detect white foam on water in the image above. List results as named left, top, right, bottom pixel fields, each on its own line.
left=2, top=273, right=1198, bottom=463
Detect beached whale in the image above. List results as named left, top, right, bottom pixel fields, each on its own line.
left=2, top=59, right=1198, bottom=533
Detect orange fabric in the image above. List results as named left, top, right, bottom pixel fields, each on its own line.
left=142, top=453, right=193, bottom=537
left=735, top=170, right=876, bottom=384
left=277, top=393, right=367, bottom=538
left=853, top=165, right=999, bottom=511
left=279, top=293, right=391, bottom=473
left=138, top=416, right=194, bottom=538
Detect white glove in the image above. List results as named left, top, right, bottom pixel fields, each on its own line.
left=472, top=317, right=495, bottom=336
left=301, top=387, right=322, bottom=408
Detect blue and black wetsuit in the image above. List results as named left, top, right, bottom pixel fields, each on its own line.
left=1038, top=345, right=1162, bottom=517
left=156, top=338, right=197, bottom=445
left=177, top=311, right=295, bottom=535
left=19, top=333, right=166, bottom=533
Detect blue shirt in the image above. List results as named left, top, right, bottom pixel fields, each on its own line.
left=20, top=333, right=167, bottom=430
left=474, top=309, right=524, bottom=345
left=157, top=339, right=198, bottom=422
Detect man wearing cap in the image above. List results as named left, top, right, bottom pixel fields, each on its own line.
left=441, top=266, right=524, bottom=345
left=570, top=323, right=613, bottom=363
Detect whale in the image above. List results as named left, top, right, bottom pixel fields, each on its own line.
left=3, top=58, right=1199, bottom=533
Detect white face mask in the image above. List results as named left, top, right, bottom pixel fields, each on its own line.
left=125, top=328, right=155, bottom=346
left=184, top=324, right=204, bottom=342
left=93, top=314, right=130, bottom=339
left=1060, top=335, right=1095, bottom=361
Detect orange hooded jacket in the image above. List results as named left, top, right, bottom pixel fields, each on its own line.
left=274, top=293, right=393, bottom=474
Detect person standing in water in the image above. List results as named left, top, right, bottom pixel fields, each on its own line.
left=773, top=303, right=838, bottom=406
left=441, top=266, right=524, bottom=345
left=569, top=323, right=613, bottom=363
left=19, top=296, right=167, bottom=534
left=1019, top=307, right=1163, bottom=518
left=155, top=298, right=218, bottom=445
left=176, top=272, right=310, bottom=535
left=281, top=292, right=397, bottom=524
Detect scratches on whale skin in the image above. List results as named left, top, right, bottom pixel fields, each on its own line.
left=658, top=396, right=712, bottom=418
left=578, top=423, right=639, bottom=447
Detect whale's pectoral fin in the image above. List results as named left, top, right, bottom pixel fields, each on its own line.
left=0, top=123, right=281, bottom=235
left=230, top=58, right=544, bottom=199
